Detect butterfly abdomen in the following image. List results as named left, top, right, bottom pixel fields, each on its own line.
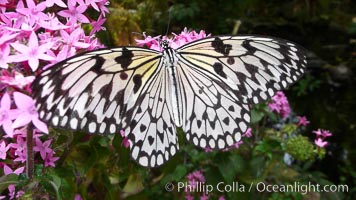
left=164, top=47, right=183, bottom=127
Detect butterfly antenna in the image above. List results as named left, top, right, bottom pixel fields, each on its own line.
left=165, top=8, right=171, bottom=37
left=132, top=32, right=144, bottom=37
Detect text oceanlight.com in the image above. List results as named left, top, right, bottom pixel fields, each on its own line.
left=167, top=181, right=349, bottom=194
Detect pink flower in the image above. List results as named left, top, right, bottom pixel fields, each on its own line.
left=185, top=170, right=206, bottom=199
left=13, top=151, right=27, bottom=163
left=120, top=130, right=130, bottom=148
left=7, top=184, right=24, bottom=199
left=135, top=34, right=161, bottom=51
left=8, top=184, right=16, bottom=199
left=97, top=0, right=109, bottom=16
left=204, top=147, right=212, bottom=152
left=0, top=141, right=10, bottom=159
left=296, top=116, right=310, bottom=126
left=314, top=138, right=328, bottom=148
left=58, top=1, right=89, bottom=24
left=242, top=128, right=252, bottom=138
left=10, top=135, right=26, bottom=156
left=39, top=15, right=69, bottom=30
left=60, top=28, right=91, bottom=49
left=74, top=194, right=83, bottom=200
left=10, top=135, right=27, bottom=163
left=34, top=139, right=53, bottom=159
left=0, top=32, right=18, bottom=68
left=0, top=71, right=35, bottom=89
left=185, top=193, right=194, bottom=200
left=218, top=196, right=225, bottom=200
left=46, top=0, right=67, bottom=8
left=90, top=14, right=106, bottom=35
left=0, top=93, right=17, bottom=137
left=171, top=28, right=210, bottom=49
left=3, top=164, right=25, bottom=175
left=11, top=92, right=48, bottom=133
left=231, top=141, right=243, bottom=149
left=10, top=32, right=54, bottom=71
left=187, top=170, right=205, bottom=184
left=0, top=45, right=11, bottom=69
left=135, top=28, right=210, bottom=51
left=223, top=140, right=243, bottom=151
left=321, top=130, right=332, bottom=137
left=268, top=91, right=291, bottom=119
left=200, top=193, right=209, bottom=200
left=85, top=0, right=101, bottom=11
left=16, top=0, right=49, bottom=24
left=44, top=150, right=59, bottom=167
left=312, top=129, right=323, bottom=137
left=313, top=129, right=332, bottom=138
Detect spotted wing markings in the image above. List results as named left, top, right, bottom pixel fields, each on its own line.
left=176, top=59, right=250, bottom=150
left=124, top=62, right=178, bottom=167
left=178, top=35, right=307, bottom=104
left=33, top=48, right=162, bottom=137
left=33, top=35, right=307, bottom=168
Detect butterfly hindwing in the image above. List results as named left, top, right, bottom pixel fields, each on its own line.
left=123, top=62, right=178, bottom=167
left=176, top=60, right=250, bottom=149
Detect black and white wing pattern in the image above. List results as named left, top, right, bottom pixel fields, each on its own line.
left=32, top=47, right=178, bottom=167
left=32, top=35, right=307, bottom=168
left=175, top=35, right=306, bottom=150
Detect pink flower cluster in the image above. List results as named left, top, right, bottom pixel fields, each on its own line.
left=119, top=130, right=130, bottom=148
left=313, top=129, right=332, bottom=147
left=0, top=129, right=58, bottom=199
left=296, top=116, right=310, bottom=126
left=268, top=91, right=291, bottom=119
left=135, top=27, right=210, bottom=51
left=185, top=170, right=208, bottom=200
left=0, top=0, right=108, bottom=198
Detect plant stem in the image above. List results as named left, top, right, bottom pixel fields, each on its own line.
left=26, top=124, right=34, bottom=179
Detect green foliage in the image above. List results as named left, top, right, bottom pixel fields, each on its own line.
left=286, top=136, right=314, bottom=161
left=292, top=74, right=322, bottom=96
left=0, top=103, right=343, bottom=199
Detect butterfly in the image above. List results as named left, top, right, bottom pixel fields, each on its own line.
left=32, top=35, right=307, bottom=167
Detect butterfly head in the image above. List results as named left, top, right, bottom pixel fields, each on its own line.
left=161, top=40, right=170, bottom=50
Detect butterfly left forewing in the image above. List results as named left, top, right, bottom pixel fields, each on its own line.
left=33, top=47, right=162, bottom=134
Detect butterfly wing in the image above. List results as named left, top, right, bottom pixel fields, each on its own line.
left=177, top=35, right=307, bottom=104
left=175, top=60, right=250, bottom=150
left=122, top=61, right=179, bottom=167
left=32, top=47, right=178, bottom=167
left=176, top=35, right=307, bottom=149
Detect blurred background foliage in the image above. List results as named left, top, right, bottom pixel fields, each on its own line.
left=5, top=0, right=355, bottom=199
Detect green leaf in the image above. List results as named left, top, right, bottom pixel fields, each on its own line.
left=0, top=174, right=19, bottom=192
left=122, top=174, right=144, bottom=198
left=48, top=175, right=62, bottom=200
left=251, top=109, right=265, bottom=124
left=216, top=154, right=243, bottom=183
left=34, top=164, right=44, bottom=177
left=171, top=165, right=187, bottom=182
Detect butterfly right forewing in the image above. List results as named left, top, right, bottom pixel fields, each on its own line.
left=177, top=35, right=307, bottom=104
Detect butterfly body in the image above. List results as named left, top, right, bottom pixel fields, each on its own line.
left=32, top=35, right=307, bottom=167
